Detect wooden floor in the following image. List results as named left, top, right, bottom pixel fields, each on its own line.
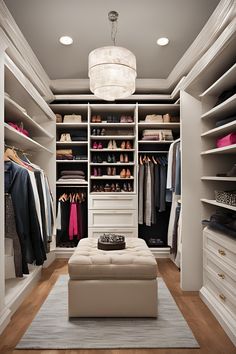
left=0, top=258, right=235, bottom=354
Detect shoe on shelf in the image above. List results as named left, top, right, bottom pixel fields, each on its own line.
left=120, top=169, right=126, bottom=178
left=127, top=116, right=133, bottom=123
left=99, top=185, right=104, bottom=192
left=126, top=141, right=132, bottom=149
left=124, top=154, right=129, bottom=163
left=60, top=133, right=66, bottom=142
left=120, top=115, right=127, bottom=123
left=120, top=153, right=124, bottom=162
left=104, top=183, right=111, bottom=192
left=93, top=168, right=98, bottom=176
left=107, top=140, right=113, bottom=149
left=98, top=167, right=102, bottom=176
left=96, top=115, right=102, bottom=123
left=107, top=167, right=112, bottom=176
left=101, top=128, right=106, bottom=136
left=120, top=141, right=126, bottom=149
left=112, top=140, right=117, bottom=149
left=92, top=155, right=97, bottom=163
left=112, top=167, right=116, bottom=176
left=91, top=128, right=97, bottom=136
left=126, top=169, right=131, bottom=178
left=92, top=184, right=98, bottom=192
left=107, top=154, right=112, bottom=163
left=127, top=182, right=133, bottom=192
left=91, top=115, right=97, bottom=123
left=97, top=128, right=101, bottom=136
left=93, top=141, right=98, bottom=149
left=97, top=155, right=103, bottom=163
left=115, top=183, right=121, bottom=192
left=123, top=183, right=128, bottom=192
left=111, top=154, right=116, bottom=163
left=107, top=115, right=113, bottom=123
left=66, top=133, right=72, bottom=142
left=98, top=142, right=103, bottom=149
left=111, top=183, right=116, bottom=192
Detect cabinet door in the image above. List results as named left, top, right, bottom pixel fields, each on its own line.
left=88, top=210, right=137, bottom=228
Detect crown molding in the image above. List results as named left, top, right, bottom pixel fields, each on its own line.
left=1, top=0, right=235, bottom=97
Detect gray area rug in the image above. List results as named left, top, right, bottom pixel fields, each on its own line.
left=17, top=275, right=199, bottom=349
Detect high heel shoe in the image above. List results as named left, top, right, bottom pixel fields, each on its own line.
left=112, top=140, right=117, bottom=149
left=123, top=183, right=128, bottom=192
left=96, top=128, right=101, bottom=136
left=124, top=154, right=129, bottom=163
left=120, top=141, right=126, bottom=149
left=126, top=169, right=131, bottom=178
left=120, top=153, right=124, bottom=162
left=91, top=128, right=96, bottom=136
left=96, top=115, right=102, bottom=123
left=120, top=169, right=126, bottom=178
left=97, top=142, right=103, bottom=149
left=107, top=154, right=112, bottom=163
left=107, top=140, right=113, bottom=149
left=93, top=141, right=98, bottom=149
left=115, top=183, right=121, bottom=192
left=107, top=167, right=112, bottom=176
left=91, top=115, right=96, bottom=123
left=104, top=183, right=111, bottom=192
left=111, top=183, right=116, bottom=192
left=112, top=167, right=116, bottom=176
left=93, top=167, right=98, bottom=176
left=101, top=128, right=106, bottom=136
left=127, top=183, right=133, bottom=192
left=126, top=141, right=132, bottom=149
left=111, top=154, right=116, bottom=163
left=92, top=155, right=97, bottom=163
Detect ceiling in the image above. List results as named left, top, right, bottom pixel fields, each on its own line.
left=5, top=0, right=220, bottom=81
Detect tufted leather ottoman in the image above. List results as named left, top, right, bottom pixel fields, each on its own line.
left=68, top=238, right=158, bottom=317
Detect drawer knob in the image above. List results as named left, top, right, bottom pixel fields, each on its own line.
left=217, top=273, right=225, bottom=279
left=218, top=249, right=226, bottom=256
left=219, top=293, right=226, bottom=301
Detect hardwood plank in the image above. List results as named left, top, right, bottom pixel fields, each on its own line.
left=0, top=259, right=235, bottom=354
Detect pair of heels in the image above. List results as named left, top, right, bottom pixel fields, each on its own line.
left=92, top=167, right=102, bottom=176
left=107, top=167, right=116, bottom=176
left=120, top=153, right=129, bottom=163
left=107, top=154, right=116, bottom=163
left=107, top=115, right=119, bottom=123
left=92, top=141, right=103, bottom=149
left=91, top=115, right=102, bottom=123
left=107, top=140, right=117, bottom=149
left=60, top=133, right=71, bottom=142
left=120, top=169, right=131, bottom=178
left=122, top=182, right=133, bottom=192
left=120, top=115, right=133, bottom=123
left=92, top=155, right=103, bottom=163
left=120, top=141, right=132, bottom=149
left=91, top=128, right=105, bottom=136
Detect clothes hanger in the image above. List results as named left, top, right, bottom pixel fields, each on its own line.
left=152, top=156, right=157, bottom=164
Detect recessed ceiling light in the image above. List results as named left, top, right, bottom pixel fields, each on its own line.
left=157, top=37, right=169, bottom=46
left=59, top=36, right=73, bottom=45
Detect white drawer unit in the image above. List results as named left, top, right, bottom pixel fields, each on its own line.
left=88, top=227, right=138, bottom=238
left=88, top=209, right=137, bottom=228
left=204, top=250, right=236, bottom=296
left=89, top=195, right=137, bottom=210
left=203, top=227, right=236, bottom=269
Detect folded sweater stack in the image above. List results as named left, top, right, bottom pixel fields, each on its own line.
left=57, top=170, right=86, bottom=183
left=142, top=129, right=173, bottom=141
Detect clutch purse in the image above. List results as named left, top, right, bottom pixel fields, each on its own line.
left=63, top=114, right=82, bottom=123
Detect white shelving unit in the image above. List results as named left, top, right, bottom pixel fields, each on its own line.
left=201, top=144, right=236, bottom=155
left=201, top=199, right=236, bottom=211
left=201, top=120, right=236, bottom=137
left=201, top=176, right=236, bottom=181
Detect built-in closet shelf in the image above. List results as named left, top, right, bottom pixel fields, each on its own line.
left=201, top=144, right=236, bottom=155
left=90, top=136, right=135, bottom=140
left=5, top=96, right=54, bottom=140
left=90, top=192, right=135, bottom=195
left=201, top=120, right=236, bottom=138
left=56, top=141, right=88, bottom=145
left=201, top=93, right=236, bottom=120
left=138, top=123, right=180, bottom=129
left=90, top=148, right=135, bottom=152
left=201, top=176, right=236, bottom=181
left=90, top=123, right=135, bottom=127
left=50, top=103, right=88, bottom=112
left=4, top=123, right=53, bottom=154
left=56, top=181, right=88, bottom=185
left=56, top=123, right=88, bottom=128
left=200, top=63, right=236, bottom=97
left=138, top=103, right=180, bottom=110
left=90, top=162, right=135, bottom=166
left=56, top=160, right=88, bottom=163
left=91, top=176, right=134, bottom=180
left=201, top=198, right=236, bottom=211
left=139, top=150, right=169, bottom=153
left=138, top=140, right=174, bottom=144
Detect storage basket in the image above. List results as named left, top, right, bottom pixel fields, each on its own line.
left=215, top=190, right=236, bottom=206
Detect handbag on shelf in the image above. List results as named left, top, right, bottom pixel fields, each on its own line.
left=145, top=114, right=163, bottom=123
left=216, top=132, right=236, bottom=148
left=63, top=114, right=82, bottom=123
left=56, top=114, right=63, bottom=123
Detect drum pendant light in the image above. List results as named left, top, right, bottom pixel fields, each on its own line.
left=88, top=11, right=137, bottom=101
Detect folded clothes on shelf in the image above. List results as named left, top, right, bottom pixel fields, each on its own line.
left=202, top=210, right=236, bottom=238
left=7, top=122, right=29, bottom=137
left=142, top=129, right=173, bottom=141
left=63, top=114, right=82, bottom=123
left=215, top=116, right=236, bottom=128
left=61, top=170, right=85, bottom=176
left=145, top=114, right=163, bottom=123
left=216, top=132, right=236, bottom=148
left=216, top=163, right=236, bottom=177
left=56, top=149, right=73, bottom=155
left=59, top=175, right=86, bottom=180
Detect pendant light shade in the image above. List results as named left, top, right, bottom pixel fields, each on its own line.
left=89, top=46, right=136, bottom=101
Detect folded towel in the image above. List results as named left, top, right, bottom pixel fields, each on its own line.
left=59, top=175, right=86, bottom=180
left=61, top=170, right=85, bottom=176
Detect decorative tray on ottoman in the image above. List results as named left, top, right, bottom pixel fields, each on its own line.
left=98, top=233, right=126, bottom=250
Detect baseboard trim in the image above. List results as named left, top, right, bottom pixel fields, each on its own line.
left=0, top=307, right=11, bottom=335
left=200, top=286, right=236, bottom=346
left=43, top=251, right=56, bottom=268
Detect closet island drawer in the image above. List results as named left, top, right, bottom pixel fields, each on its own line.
left=204, top=250, right=236, bottom=296
left=203, top=227, right=236, bottom=268
left=88, top=227, right=138, bottom=238
left=205, top=270, right=236, bottom=318
left=89, top=195, right=137, bottom=210
left=88, top=210, right=137, bottom=228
